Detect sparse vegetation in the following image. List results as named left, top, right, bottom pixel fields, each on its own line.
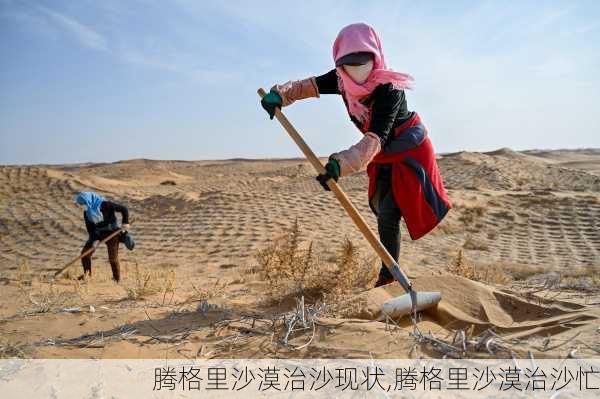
left=447, top=250, right=511, bottom=284
left=16, top=257, right=32, bottom=286
left=23, top=281, right=81, bottom=313
left=122, top=260, right=176, bottom=300
left=254, top=219, right=376, bottom=304
left=190, top=279, right=225, bottom=302
left=559, top=265, right=600, bottom=291
left=2, top=152, right=599, bottom=360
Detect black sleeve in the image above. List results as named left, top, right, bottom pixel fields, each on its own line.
left=106, top=201, right=129, bottom=224
left=369, top=84, right=403, bottom=146
left=314, top=69, right=340, bottom=95
left=84, top=212, right=95, bottom=238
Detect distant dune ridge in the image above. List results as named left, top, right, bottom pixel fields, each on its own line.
left=0, top=148, right=599, bottom=359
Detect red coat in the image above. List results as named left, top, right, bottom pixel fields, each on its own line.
left=366, top=113, right=452, bottom=240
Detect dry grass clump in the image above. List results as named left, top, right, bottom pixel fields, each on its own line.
left=255, top=218, right=331, bottom=300
left=16, top=258, right=33, bottom=286
left=333, top=239, right=360, bottom=297
left=560, top=265, right=600, bottom=291
left=122, top=260, right=176, bottom=301
left=564, top=265, right=598, bottom=279
left=452, top=258, right=600, bottom=292
left=447, top=250, right=511, bottom=285
left=23, top=281, right=82, bottom=313
left=255, top=219, right=376, bottom=303
left=190, top=279, right=225, bottom=302
left=332, top=238, right=378, bottom=297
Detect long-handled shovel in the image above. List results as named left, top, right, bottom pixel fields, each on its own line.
left=53, top=225, right=129, bottom=279
left=258, top=88, right=441, bottom=319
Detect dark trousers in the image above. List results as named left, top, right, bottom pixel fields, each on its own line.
left=81, top=232, right=124, bottom=282
left=374, top=165, right=402, bottom=281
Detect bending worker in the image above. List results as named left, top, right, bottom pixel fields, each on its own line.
left=75, top=191, right=135, bottom=282
left=261, top=22, right=452, bottom=287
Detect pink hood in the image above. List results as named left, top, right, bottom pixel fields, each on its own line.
left=333, top=23, right=414, bottom=125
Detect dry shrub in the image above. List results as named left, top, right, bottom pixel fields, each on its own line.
left=447, top=250, right=511, bottom=285
left=332, top=238, right=377, bottom=297
left=564, top=265, right=596, bottom=279
left=333, top=238, right=360, bottom=297
left=122, top=260, right=176, bottom=300
left=326, top=251, right=379, bottom=318
left=16, top=258, right=32, bottom=286
left=448, top=250, right=476, bottom=280
left=255, top=219, right=376, bottom=303
left=160, top=270, right=177, bottom=305
left=190, top=279, right=225, bottom=302
left=24, top=281, right=81, bottom=313
left=560, top=265, right=600, bottom=291
left=255, top=218, right=329, bottom=300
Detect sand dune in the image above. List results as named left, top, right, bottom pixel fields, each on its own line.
left=0, top=148, right=599, bottom=359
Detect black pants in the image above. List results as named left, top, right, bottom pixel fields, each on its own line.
left=374, top=165, right=402, bottom=281
left=81, top=230, right=126, bottom=282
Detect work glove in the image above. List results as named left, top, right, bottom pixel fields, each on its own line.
left=121, top=223, right=130, bottom=231
left=316, top=158, right=340, bottom=191
left=260, top=89, right=283, bottom=119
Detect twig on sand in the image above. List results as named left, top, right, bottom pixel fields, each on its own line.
left=202, top=297, right=327, bottom=356
left=408, top=321, right=517, bottom=359
left=280, top=296, right=325, bottom=351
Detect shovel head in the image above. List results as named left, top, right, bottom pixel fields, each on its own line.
left=381, top=291, right=442, bottom=319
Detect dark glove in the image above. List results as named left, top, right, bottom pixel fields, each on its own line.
left=260, top=89, right=283, bottom=119
left=316, top=158, right=340, bottom=191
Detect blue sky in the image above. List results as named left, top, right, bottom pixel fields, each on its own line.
left=1, top=0, right=599, bottom=165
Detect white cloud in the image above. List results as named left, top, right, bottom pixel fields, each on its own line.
left=35, top=5, right=108, bottom=52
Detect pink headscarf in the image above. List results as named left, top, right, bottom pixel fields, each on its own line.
left=333, top=23, right=414, bottom=125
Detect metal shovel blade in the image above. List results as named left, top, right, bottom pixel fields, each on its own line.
left=381, top=291, right=442, bottom=319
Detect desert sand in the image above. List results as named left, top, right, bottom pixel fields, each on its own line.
left=0, top=148, right=599, bottom=359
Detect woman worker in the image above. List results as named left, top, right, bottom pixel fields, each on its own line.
left=261, top=22, right=452, bottom=287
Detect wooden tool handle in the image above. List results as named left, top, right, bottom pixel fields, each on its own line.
left=258, top=88, right=397, bottom=269
left=54, top=224, right=129, bottom=278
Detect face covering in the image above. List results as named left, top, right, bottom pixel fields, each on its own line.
left=343, top=60, right=374, bottom=85
left=333, top=23, right=414, bottom=124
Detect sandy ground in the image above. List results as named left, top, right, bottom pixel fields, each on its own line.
left=0, top=148, right=599, bottom=359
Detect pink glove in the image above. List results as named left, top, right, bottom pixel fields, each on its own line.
left=271, top=77, right=319, bottom=107
left=330, top=132, right=381, bottom=177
